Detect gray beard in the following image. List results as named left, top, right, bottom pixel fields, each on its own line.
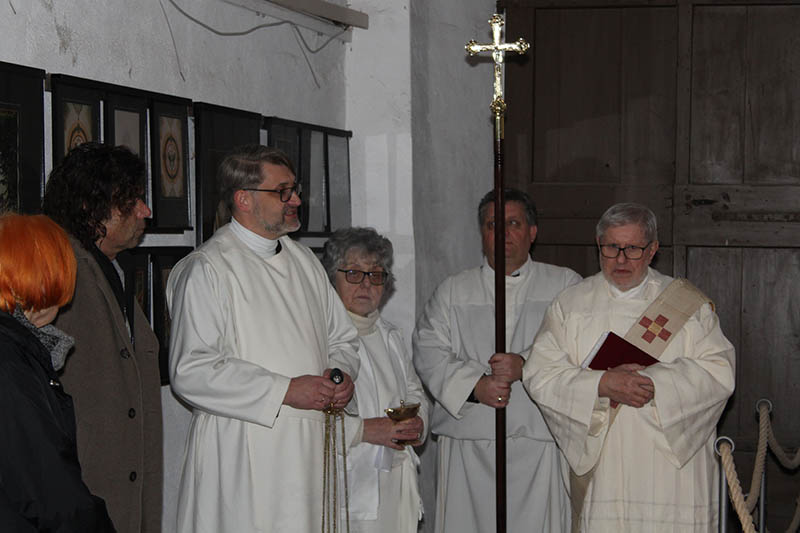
left=261, top=215, right=300, bottom=237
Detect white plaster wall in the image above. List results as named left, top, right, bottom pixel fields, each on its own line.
left=347, top=3, right=499, bottom=530
left=1, top=0, right=346, bottom=125
left=409, top=2, right=498, bottom=531
left=345, top=0, right=415, bottom=343
left=411, top=0, right=496, bottom=314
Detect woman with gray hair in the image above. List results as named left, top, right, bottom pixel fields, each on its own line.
left=322, top=227, right=429, bottom=533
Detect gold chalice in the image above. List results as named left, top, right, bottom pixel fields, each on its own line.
left=384, top=401, right=420, bottom=445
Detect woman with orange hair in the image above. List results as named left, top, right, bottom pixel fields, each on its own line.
left=0, top=213, right=115, bottom=532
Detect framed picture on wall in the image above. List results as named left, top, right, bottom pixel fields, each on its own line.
left=51, top=75, right=102, bottom=164
left=264, top=118, right=301, bottom=175
left=118, top=247, right=153, bottom=325
left=151, top=247, right=192, bottom=385
left=0, top=62, right=45, bottom=213
left=327, top=133, right=352, bottom=231
left=194, top=103, right=261, bottom=245
left=0, top=105, right=19, bottom=212
left=106, top=93, right=147, bottom=158
left=150, top=100, right=191, bottom=231
left=263, top=117, right=352, bottom=237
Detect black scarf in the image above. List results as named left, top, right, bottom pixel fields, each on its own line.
left=89, top=243, right=135, bottom=346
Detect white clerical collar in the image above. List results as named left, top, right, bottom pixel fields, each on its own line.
left=608, top=270, right=651, bottom=299
left=230, top=216, right=280, bottom=259
left=481, top=255, right=532, bottom=278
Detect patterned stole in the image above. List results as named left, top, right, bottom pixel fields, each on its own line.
left=569, top=278, right=711, bottom=532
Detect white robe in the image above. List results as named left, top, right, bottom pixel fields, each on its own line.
left=413, top=257, right=581, bottom=533
left=166, top=225, right=360, bottom=533
left=344, top=316, right=430, bottom=533
left=523, top=269, right=735, bottom=532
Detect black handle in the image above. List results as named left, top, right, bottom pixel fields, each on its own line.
left=330, top=368, right=343, bottom=384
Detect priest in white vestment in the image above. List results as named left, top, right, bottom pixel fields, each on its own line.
left=523, top=203, right=735, bottom=532
left=322, top=227, right=429, bottom=533
left=166, top=146, right=360, bottom=533
left=413, top=188, right=580, bottom=533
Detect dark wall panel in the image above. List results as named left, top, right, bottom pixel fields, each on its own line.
left=746, top=6, right=800, bottom=184
left=621, top=7, right=676, bottom=184
left=533, top=8, right=621, bottom=183
left=690, top=6, right=746, bottom=185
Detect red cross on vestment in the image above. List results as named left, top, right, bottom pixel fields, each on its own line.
left=639, top=314, right=672, bottom=343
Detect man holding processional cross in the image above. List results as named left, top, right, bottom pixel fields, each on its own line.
left=524, top=203, right=735, bottom=532
left=413, top=187, right=580, bottom=533
left=413, top=14, right=577, bottom=533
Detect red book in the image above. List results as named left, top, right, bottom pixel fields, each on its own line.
left=581, top=331, right=659, bottom=370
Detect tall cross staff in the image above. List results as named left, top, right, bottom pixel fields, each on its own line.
left=465, top=13, right=529, bottom=533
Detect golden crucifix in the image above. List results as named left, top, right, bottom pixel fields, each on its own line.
left=465, top=14, right=530, bottom=118
left=465, top=13, right=530, bottom=533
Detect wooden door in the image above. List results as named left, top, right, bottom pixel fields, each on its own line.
left=502, top=1, right=800, bottom=527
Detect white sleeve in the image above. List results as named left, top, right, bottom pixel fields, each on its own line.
left=324, top=278, right=361, bottom=381
left=639, top=303, right=735, bottom=468
left=523, top=299, right=609, bottom=475
left=397, top=333, right=430, bottom=443
left=166, top=254, right=290, bottom=428
left=412, top=280, right=486, bottom=419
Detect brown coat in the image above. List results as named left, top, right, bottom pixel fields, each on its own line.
left=54, top=238, right=163, bottom=533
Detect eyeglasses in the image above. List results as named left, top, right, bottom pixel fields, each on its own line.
left=598, top=242, right=652, bottom=260
left=241, top=183, right=302, bottom=203
left=338, top=269, right=389, bottom=286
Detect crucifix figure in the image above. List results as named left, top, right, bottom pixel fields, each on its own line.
left=466, top=14, right=529, bottom=117
left=465, top=13, right=529, bottom=533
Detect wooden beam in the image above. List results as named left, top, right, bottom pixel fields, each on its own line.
left=267, top=0, right=368, bottom=29
left=220, top=0, right=366, bottom=43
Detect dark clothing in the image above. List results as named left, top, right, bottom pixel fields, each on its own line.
left=0, top=311, right=115, bottom=532
left=53, top=238, right=162, bottom=533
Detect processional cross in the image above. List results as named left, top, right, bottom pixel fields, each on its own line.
left=465, top=13, right=529, bottom=533
left=466, top=14, right=530, bottom=119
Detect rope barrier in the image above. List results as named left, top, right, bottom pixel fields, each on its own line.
left=717, top=399, right=800, bottom=533
left=718, top=440, right=757, bottom=533
left=743, top=401, right=770, bottom=514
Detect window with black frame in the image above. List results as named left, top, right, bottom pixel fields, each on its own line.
left=262, top=117, right=352, bottom=240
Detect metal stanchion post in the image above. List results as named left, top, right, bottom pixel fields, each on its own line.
left=759, top=467, right=766, bottom=532
left=756, top=399, right=773, bottom=533
left=715, top=436, right=735, bottom=533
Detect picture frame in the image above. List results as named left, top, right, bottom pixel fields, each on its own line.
left=105, top=93, right=147, bottom=159
left=262, top=117, right=352, bottom=237
left=194, top=103, right=261, bottom=244
left=151, top=100, right=191, bottom=231
left=151, top=247, right=193, bottom=385
left=0, top=61, right=45, bottom=213
left=0, top=105, right=19, bottom=212
left=50, top=75, right=194, bottom=233
left=50, top=75, right=102, bottom=164
left=118, top=247, right=153, bottom=326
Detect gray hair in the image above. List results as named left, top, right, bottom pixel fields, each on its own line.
left=596, top=203, right=658, bottom=242
left=322, top=227, right=396, bottom=296
left=218, top=145, right=295, bottom=212
left=478, top=187, right=538, bottom=227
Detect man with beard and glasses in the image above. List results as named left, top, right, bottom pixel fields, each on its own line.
left=166, top=145, right=360, bottom=532
left=43, top=142, right=162, bottom=533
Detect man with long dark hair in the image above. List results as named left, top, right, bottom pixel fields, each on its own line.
left=44, top=142, right=162, bottom=533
